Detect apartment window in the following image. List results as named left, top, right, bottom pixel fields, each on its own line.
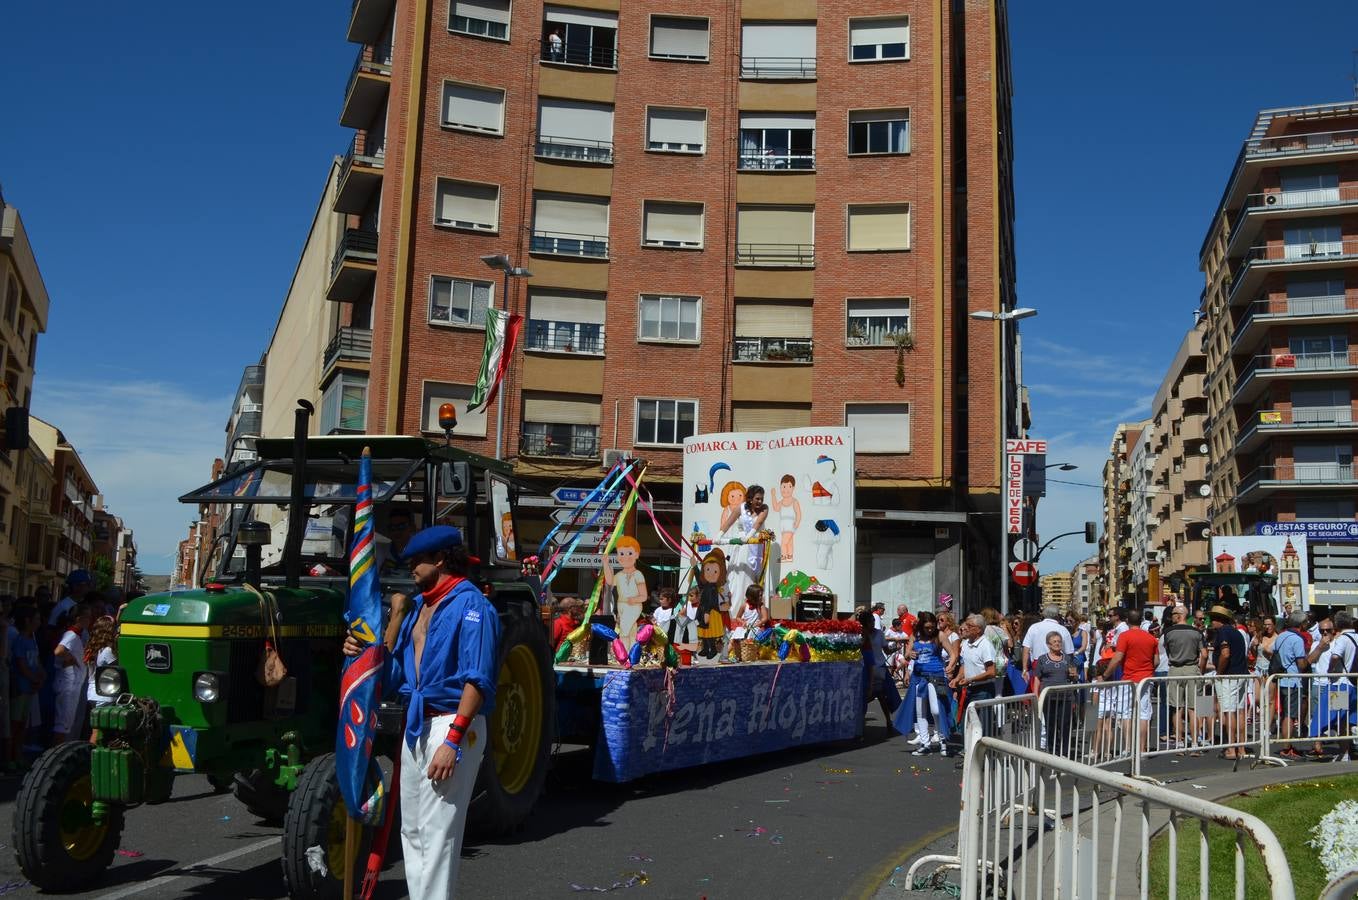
left=846, top=403, right=910, bottom=453
left=526, top=290, right=606, bottom=353
left=430, top=276, right=493, bottom=328
left=537, top=98, right=614, bottom=162
left=2, top=276, right=16, bottom=326
left=1293, top=442, right=1354, bottom=480
left=1295, top=497, right=1356, bottom=520
left=638, top=294, right=699, bottom=342
left=1278, top=167, right=1340, bottom=206
left=642, top=201, right=704, bottom=248
left=740, top=23, right=816, bottom=79
left=739, top=114, right=815, bottom=170
left=846, top=299, right=910, bottom=345
left=849, top=17, right=909, bottom=61
left=1290, top=384, right=1351, bottom=423
left=1283, top=220, right=1342, bottom=260
left=451, top=0, right=511, bottom=39
left=847, top=203, right=910, bottom=251
left=422, top=382, right=488, bottom=437
left=734, top=300, right=812, bottom=362
left=849, top=109, right=909, bottom=155
left=732, top=403, right=812, bottom=431
left=646, top=107, right=706, bottom=153
left=1286, top=274, right=1347, bottom=315
left=435, top=179, right=500, bottom=231
left=542, top=6, right=618, bottom=69
left=320, top=373, right=368, bottom=434
left=522, top=393, right=602, bottom=458
left=636, top=398, right=697, bottom=446
left=530, top=193, right=610, bottom=257
left=1288, top=326, right=1348, bottom=367
left=735, top=205, right=814, bottom=266
left=650, top=16, right=709, bottom=60
left=442, top=81, right=505, bottom=134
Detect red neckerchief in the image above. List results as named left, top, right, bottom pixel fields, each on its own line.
left=420, top=575, right=465, bottom=613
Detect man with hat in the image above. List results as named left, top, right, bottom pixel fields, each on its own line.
left=343, top=524, right=500, bottom=899
left=1206, top=605, right=1249, bottom=759
left=48, top=570, right=91, bottom=629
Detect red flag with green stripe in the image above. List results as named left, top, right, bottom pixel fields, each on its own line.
left=468, top=307, right=523, bottom=411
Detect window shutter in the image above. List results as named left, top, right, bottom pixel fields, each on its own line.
left=851, top=18, right=908, bottom=47
left=741, top=23, right=815, bottom=58
left=848, top=299, right=910, bottom=319
left=523, top=393, right=602, bottom=425
left=846, top=404, right=910, bottom=452
left=438, top=180, right=499, bottom=227
left=848, top=205, right=909, bottom=250
left=732, top=404, right=812, bottom=431
left=423, top=382, right=489, bottom=437
left=644, top=202, right=703, bottom=244
left=651, top=17, right=709, bottom=58
left=454, top=0, right=510, bottom=25
left=534, top=194, right=610, bottom=235
left=544, top=5, right=616, bottom=27
left=538, top=98, right=614, bottom=142
left=740, top=113, right=815, bottom=131
left=529, top=291, right=606, bottom=324
left=648, top=108, right=706, bottom=146
left=734, top=301, right=812, bottom=337
left=445, top=83, right=504, bottom=131
left=737, top=206, right=814, bottom=245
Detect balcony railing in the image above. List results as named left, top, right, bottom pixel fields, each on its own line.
left=535, top=135, right=613, bottom=164
left=1230, top=238, right=1358, bottom=296
left=1246, top=127, right=1358, bottom=159
left=740, top=57, right=817, bottom=79
left=1232, top=294, right=1356, bottom=343
left=524, top=320, right=604, bottom=354
left=342, top=130, right=386, bottom=171
left=323, top=326, right=374, bottom=371
left=1239, top=462, right=1358, bottom=495
left=529, top=230, right=608, bottom=258
left=738, top=150, right=815, bottom=171
left=733, top=336, right=813, bottom=362
left=520, top=427, right=601, bottom=459
left=1239, top=349, right=1358, bottom=384
left=331, top=228, right=379, bottom=281
left=1231, top=185, right=1358, bottom=235
left=735, top=243, right=814, bottom=267
left=230, top=411, right=263, bottom=441
left=345, top=42, right=392, bottom=93
left=539, top=38, right=617, bottom=70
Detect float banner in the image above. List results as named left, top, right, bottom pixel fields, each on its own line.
left=593, top=661, right=864, bottom=782
left=682, top=427, right=856, bottom=611
left=1210, top=534, right=1310, bottom=611
left=1256, top=520, right=1358, bottom=542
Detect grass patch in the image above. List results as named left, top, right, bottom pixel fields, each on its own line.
left=1147, top=773, right=1358, bottom=900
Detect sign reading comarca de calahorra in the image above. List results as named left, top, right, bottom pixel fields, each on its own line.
left=1004, top=439, right=1046, bottom=535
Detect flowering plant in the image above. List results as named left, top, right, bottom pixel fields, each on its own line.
left=1309, top=799, right=1358, bottom=883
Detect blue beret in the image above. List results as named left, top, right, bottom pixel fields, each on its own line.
left=400, top=525, right=480, bottom=564
left=67, top=569, right=92, bottom=587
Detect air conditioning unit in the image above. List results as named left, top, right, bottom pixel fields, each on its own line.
left=602, top=448, right=630, bottom=470
left=1265, top=193, right=1279, bottom=206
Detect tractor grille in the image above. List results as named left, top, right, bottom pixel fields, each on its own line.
left=225, top=638, right=319, bottom=724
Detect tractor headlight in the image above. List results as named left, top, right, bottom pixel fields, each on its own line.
left=95, top=666, right=125, bottom=698
left=193, top=672, right=223, bottom=704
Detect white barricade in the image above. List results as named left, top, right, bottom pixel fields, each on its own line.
left=958, top=737, right=1297, bottom=900
left=1260, top=671, right=1356, bottom=764
left=1035, top=680, right=1137, bottom=771
left=1133, top=675, right=1261, bottom=775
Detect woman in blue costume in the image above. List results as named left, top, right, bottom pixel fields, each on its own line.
left=893, top=615, right=956, bottom=756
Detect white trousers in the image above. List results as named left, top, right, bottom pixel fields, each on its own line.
left=399, top=713, right=487, bottom=900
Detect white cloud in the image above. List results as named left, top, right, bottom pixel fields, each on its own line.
left=32, top=379, right=229, bottom=575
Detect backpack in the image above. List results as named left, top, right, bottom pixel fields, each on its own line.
left=1267, top=630, right=1302, bottom=677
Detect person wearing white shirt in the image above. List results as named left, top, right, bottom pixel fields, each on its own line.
left=1020, top=606, right=1074, bottom=674
left=952, top=615, right=998, bottom=735
left=48, top=570, right=92, bottom=628
left=52, top=601, right=93, bottom=744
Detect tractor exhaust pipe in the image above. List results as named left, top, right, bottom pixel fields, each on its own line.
left=283, top=400, right=313, bottom=588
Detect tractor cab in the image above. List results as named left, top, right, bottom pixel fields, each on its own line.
left=1185, top=569, right=1280, bottom=621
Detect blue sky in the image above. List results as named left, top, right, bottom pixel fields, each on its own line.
left=1, top=2, right=1356, bottom=574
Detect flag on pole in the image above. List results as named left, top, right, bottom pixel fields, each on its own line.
left=336, top=448, right=387, bottom=825
left=468, top=307, right=523, bottom=411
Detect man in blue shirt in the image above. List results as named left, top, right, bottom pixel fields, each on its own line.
left=343, top=525, right=500, bottom=899
left=1273, top=610, right=1311, bottom=760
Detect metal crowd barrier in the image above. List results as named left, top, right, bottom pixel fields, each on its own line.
left=1036, top=681, right=1137, bottom=772
left=1132, top=675, right=1261, bottom=775
left=958, top=737, right=1297, bottom=899
left=1259, top=671, right=1356, bottom=765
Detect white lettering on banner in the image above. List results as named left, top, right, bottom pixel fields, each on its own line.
left=1006, top=453, right=1025, bottom=534
left=639, top=678, right=857, bottom=752
left=1005, top=439, right=1048, bottom=454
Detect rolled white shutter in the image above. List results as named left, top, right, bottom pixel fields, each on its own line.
left=846, top=404, right=910, bottom=452
left=848, top=205, right=909, bottom=250
left=651, top=17, right=709, bottom=58
left=740, top=113, right=815, bottom=131
left=539, top=99, right=614, bottom=141
left=529, top=291, right=606, bottom=324
left=851, top=18, right=907, bottom=47
left=734, top=302, right=812, bottom=337
left=445, top=83, right=504, bottom=131
left=534, top=194, right=610, bottom=235
left=648, top=108, right=705, bottom=146
left=741, top=23, right=815, bottom=57
left=439, top=180, right=499, bottom=226
left=644, top=202, right=703, bottom=244
left=733, top=404, right=812, bottom=430
left=545, top=5, right=616, bottom=27
left=455, top=0, right=510, bottom=25
left=523, top=394, right=602, bottom=425
left=737, top=206, right=814, bottom=244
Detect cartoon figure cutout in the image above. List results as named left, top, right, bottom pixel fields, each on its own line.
left=813, top=519, right=840, bottom=568
left=695, top=549, right=729, bottom=660
left=770, top=474, right=802, bottom=561
left=602, top=536, right=648, bottom=645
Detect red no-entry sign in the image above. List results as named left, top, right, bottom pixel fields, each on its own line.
left=1011, top=561, right=1038, bottom=587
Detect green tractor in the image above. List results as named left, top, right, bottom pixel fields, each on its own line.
left=12, top=411, right=555, bottom=896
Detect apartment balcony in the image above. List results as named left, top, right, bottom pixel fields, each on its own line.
left=334, top=131, right=385, bottom=215
left=321, top=326, right=374, bottom=377
left=1181, top=412, right=1207, bottom=443
left=1232, top=348, right=1358, bottom=403
left=529, top=230, right=608, bottom=259
left=347, top=0, right=395, bottom=43
left=340, top=43, right=392, bottom=129
left=1238, top=461, right=1358, bottom=501
left=539, top=39, right=617, bottom=71
left=733, top=336, right=813, bottom=363
left=1228, top=185, right=1358, bottom=255
left=739, top=57, right=817, bottom=80
left=1245, top=127, right=1358, bottom=164
left=327, top=228, right=379, bottom=301
left=535, top=136, right=613, bottom=165
left=1230, top=293, right=1358, bottom=350
left=519, top=425, right=600, bottom=460
left=1228, top=237, right=1358, bottom=305
left=1182, top=454, right=1208, bottom=484
left=1234, top=404, right=1358, bottom=453
left=525, top=320, right=604, bottom=355
left=735, top=243, right=814, bottom=267
left=229, top=411, right=262, bottom=446
left=738, top=150, right=816, bottom=171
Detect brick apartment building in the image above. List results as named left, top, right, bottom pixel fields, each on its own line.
left=1200, top=101, right=1358, bottom=606
left=324, top=0, right=1022, bottom=608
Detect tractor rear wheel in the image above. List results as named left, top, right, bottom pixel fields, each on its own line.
left=469, top=612, right=555, bottom=834
left=13, top=742, right=124, bottom=892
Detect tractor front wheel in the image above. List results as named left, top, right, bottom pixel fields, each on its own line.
left=13, top=742, right=124, bottom=892
left=281, top=753, right=374, bottom=900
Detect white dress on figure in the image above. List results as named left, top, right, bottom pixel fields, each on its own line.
left=725, top=509, right=762, bottom=610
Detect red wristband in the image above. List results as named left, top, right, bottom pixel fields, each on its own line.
left=453, top=714, right=472, bottom=732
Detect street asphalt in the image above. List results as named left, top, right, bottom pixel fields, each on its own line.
left=0, top=709, right=967, bottom=899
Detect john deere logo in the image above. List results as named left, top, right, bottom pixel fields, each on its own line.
left=145, top=643, right=172, bottom=672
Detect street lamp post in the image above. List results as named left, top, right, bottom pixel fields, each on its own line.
left=971, top=306, right=1037, bottom=615
left=480, top=253, right=532, bottom=460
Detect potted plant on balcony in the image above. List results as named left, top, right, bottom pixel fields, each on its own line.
left=889, top=331, right=915, bottom=387
left=766, top=345, right=793, bottom=361
left=847, top=324, right=868, bottom=346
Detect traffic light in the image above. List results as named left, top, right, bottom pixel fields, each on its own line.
left=1084, top=521, right=1097, bottom=543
